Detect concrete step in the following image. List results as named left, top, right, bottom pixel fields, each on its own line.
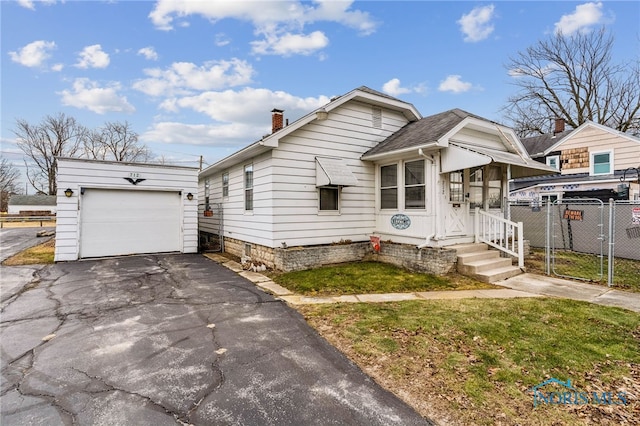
left=458, top=257, right=513, bottom=275
left=474, top=266, right=524, bottom=283
left=449, top=243, right=488, bottom=255
left=457, top=250, right=500, bottom=265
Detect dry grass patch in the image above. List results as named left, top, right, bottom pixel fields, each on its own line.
left=2, top=239, right=55, bottom=265
left=299, top=299, right=640, bottom=425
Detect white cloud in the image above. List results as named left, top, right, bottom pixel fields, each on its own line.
left=382, top=78, right=424, bottom=97
left=162, top=87, right=329, bottom=123
left=148, top=0, right=377, bottom=56
left=8, top=40, right=56, bottom=67
left=138, top=46, right=158, bottom=61
left=59, top=78, right=135, bottom=114
left=17, top=0, right=57, bottom=10
left=458, top=5, right=496, bottom=42
left=75, top=44, right=110, bottom=69
left=141, top=88, right=329, bottom=146
left=554, top=2, right=604, bottom=35
left=133, top=58, right=254, bottom=97
left=215, top=33, right=231, bottom=47
left=51, top=63, right=64, bottom=72
left=140, top=122, right=257, bottom=146
left=438, top=75, right=473, bottom=94
left=251, top=31, right=329, bottom=56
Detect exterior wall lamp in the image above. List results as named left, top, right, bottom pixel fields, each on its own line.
left=64, top=188, right=74, bottom=197
left=186, top=192, right=194, bottom=201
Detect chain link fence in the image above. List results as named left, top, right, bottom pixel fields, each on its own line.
left=509, top=199, right=640, bottom=288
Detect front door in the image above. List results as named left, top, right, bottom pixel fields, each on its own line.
left=444, top=170, right=469, bottom=237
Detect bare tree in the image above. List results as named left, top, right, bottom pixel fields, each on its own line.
left=503, top=28, right=640, bottom=137
left=0, top=156, right=21, bottom=212
left=85, top=121, right=152, bottom=162
left=14, top=113, right=87, bottom=195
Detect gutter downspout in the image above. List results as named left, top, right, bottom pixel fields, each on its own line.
left=417, top=148, right=438, bottom=249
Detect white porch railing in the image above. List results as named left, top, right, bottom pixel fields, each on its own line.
left=474, top=207, right=524, bottom=268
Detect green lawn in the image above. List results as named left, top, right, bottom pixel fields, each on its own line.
left=271, top=261, right=497, bottom=296
left=300, top=298, right=640, bottom=425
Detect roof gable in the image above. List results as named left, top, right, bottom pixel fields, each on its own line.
left=541, top=121, right=640, bottom=155
left=200, top=86, right=421, bottom=177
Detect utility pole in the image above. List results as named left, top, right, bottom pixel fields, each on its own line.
left=199, top=155, right=203, bottom=171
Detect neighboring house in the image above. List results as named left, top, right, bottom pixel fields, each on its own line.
left=198, top=86, right=554, bottom=273
left=55, top=158, right=198, bottom=262
left=511, top=120, right=640, bottom=203
left=8, top=194, right=57, bottom=215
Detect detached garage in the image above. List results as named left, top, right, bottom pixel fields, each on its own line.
left=55, top=158, right=199, bottom=262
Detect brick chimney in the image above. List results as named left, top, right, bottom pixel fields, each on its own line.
left=554, top=118, right=565, bottom=135
left=271, top=109, right=284, bottom=134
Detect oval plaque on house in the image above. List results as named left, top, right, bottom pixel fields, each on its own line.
left=390, top=214, right=411, bottom=230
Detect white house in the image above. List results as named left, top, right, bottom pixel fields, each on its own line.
left=198, top=87, right=555, bottom=275
left=511, top=121, right=640, bottom=202
left=55, top=157, right=199, bottom=262
left=8, top=195, right=57, bottom=215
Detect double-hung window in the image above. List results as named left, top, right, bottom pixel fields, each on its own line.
left=591, top=150, right=612, bottom=175
left=244, top=164, right=253, bottom=211
left=380, top=164, right=398, bottom=209
left=404, top=160, right=425, bottom=209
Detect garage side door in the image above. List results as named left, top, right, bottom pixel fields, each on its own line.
left=80, top=189, right=181, bottom=258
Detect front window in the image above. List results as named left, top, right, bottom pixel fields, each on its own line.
left=380, top=164, right=398, bottom=209
left=404, top=160, right=425, bottom=209
left=222, top=172, right=229, bottom=198
left=591, top=151, right=612, bottom=175
left=244, top=164, right=253, bottom=211
left=319, top=187, right=339, bottom=211
left=449, top=171, right=464, bottom=203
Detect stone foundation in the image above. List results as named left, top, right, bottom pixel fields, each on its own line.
left=200, top=233, right=460, bottom=275
left=273, top=242, right=370, bottom=272
left=364, top=242, right=457, bottom=275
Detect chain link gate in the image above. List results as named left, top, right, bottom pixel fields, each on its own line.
left=198, top=202, right=223, bottom=252
left=546, top=198, right=605, bottom=282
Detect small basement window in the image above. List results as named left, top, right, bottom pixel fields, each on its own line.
left=319, top=187, right=339, bottom=211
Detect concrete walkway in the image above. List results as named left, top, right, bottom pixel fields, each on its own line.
left=203, top=254, right=640, bottom=313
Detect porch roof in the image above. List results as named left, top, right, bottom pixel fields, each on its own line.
left=441, top=143, right=558, bottom=178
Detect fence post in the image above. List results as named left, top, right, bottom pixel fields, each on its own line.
left=545, top=200, right=551, bottom=275
left=517, top=221, right=524, bottom=268
left=607, top=198, right=614, bottom=287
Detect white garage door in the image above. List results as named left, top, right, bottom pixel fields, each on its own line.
left=80, top=189, right=181, bottom=258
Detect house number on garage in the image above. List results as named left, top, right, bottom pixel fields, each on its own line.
left=390, top=214, right=411, bottom=230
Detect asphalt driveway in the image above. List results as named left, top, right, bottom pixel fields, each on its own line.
left=1, top=253, right=431, bottom=425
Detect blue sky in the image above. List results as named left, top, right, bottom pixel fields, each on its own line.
left=2, top=1, right=639, bottom=193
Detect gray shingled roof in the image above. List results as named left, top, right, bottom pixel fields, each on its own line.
left=520, top=130, right=572, bottom=157
left=363, top=108, right=488, bottom=158
left=8, top=195, right=57, bottom=206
